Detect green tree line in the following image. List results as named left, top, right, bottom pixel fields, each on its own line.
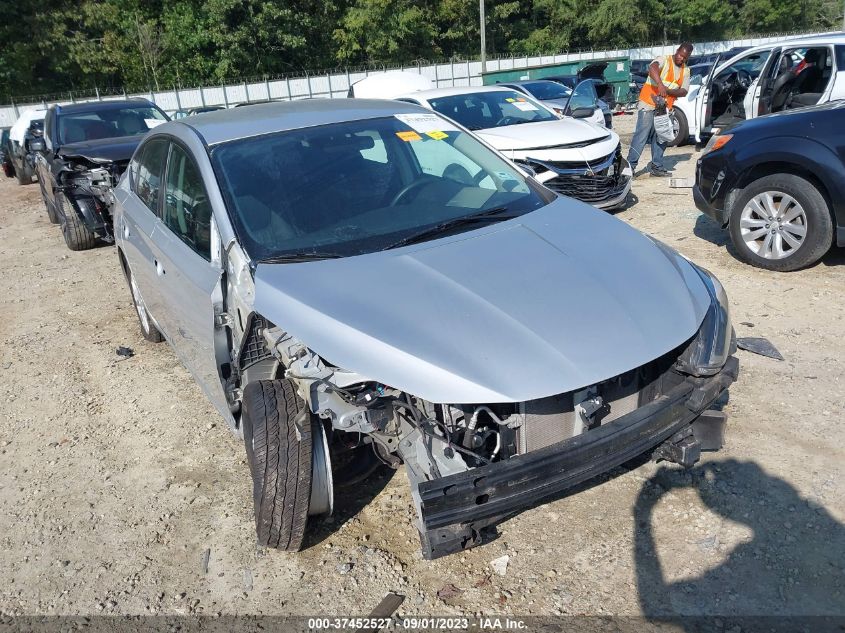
left=1, top=0, right=842, bottom=99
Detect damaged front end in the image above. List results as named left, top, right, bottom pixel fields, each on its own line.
left=55, top=154, right=127, bottom=242
left=518, top=143, right=632, bottom=210
left=243, top=289, right=736, bottom=559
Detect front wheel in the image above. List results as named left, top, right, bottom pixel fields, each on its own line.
left=728, top=174, right=833, bottom=271
left=59, top=194, right=98, bottom=251
left=242, top=379, right=319, bottom=551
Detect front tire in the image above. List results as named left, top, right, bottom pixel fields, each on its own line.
left=59, top=194, right=98, bottom=251
left=242, top=379, right=314, bottom=552
left=728, top=174, right=833, bottom=271
left=668, top=108, right=689, bottom=147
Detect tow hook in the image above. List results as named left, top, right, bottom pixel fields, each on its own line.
left=653, top=427, right=701, bottom=468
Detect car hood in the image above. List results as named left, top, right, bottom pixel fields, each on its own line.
left=57, top=134, right=144, bottom=163
left=476, top=119, right=608, bottom=151
left=253, top=198, right=711, bottom=404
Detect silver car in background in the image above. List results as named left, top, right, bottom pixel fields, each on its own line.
left=113, top=100, right=738, bottom=559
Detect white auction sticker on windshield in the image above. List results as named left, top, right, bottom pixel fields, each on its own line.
left=395, top=113, right=458, bottom=133
left=145, top=119, right=165, bottom=128
left=512, top=101, right=538, bottom=112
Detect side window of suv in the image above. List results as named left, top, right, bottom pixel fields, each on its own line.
left=163, top=144, right=211, bottom=260
left=133, top=139, right=169, bottom=215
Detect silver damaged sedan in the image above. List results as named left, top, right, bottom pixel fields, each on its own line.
left=113, top=100, right=738, bottom=559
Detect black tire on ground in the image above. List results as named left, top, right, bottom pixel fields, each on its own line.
left=39, top=180, right=60, bottom=224
left=242, top=379, right=313, bottom=551
left=16, top=161, right=34, bottom=185
left=728, top=173, right=833, bottom=272
left=126, top=267, right=164, bottom=343
left=59, top=195, right=98, bottom=251
left=668, top=108, right=689, bottom=147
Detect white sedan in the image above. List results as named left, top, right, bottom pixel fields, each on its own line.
left=395, top=86, right=632, bottom=210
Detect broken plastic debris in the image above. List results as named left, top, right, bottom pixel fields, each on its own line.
left=115, top=346, right=134, bottom=358
left=490, top=554, right=510, bottom=576
left=736, top=337, right=784, bottom=361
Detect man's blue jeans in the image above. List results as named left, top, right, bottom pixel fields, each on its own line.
left=626, top=108, right=666, bottom=172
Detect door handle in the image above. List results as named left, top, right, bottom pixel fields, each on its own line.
left=154, top=259, right=165, bottom=276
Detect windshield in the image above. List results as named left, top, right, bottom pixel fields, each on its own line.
left=212, top=114, right=551, bottom=260
left=57, top=106, right=167, bottom=145
left=521, top=81, right=571, bottom=100
left=427, top=90, right=558, bottom=130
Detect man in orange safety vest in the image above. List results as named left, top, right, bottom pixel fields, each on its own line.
left=627, top=42, right=693, bottom=177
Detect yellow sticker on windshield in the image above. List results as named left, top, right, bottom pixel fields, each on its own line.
left=396, top=130, right=422, bottom=142
left=505, top=98, right=516, bottom=102
left=426, top=131, right=448, bottom=140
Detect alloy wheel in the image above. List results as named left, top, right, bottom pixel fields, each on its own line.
left=739, top=191, right=807, bottom=260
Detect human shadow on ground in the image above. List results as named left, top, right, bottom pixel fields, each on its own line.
left=635, top=459, right=845, bottom=631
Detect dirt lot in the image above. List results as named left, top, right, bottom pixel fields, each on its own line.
left=1, top=114, right=844, bottom=623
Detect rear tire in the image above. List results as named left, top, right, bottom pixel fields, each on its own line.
left=242, top=379, right=314, bottom=552
left=668, top=108, right=689, bottom=147
left=39, top=180, right=60, bottom=224
left=15, top=161, right=34, bottom=185
left=728, top=174, right=833, bottom=271
left=127, top=268, right=164, bottom=343
left=59, top=194, right=98, bottom=251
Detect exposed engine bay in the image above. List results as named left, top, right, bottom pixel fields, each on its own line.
left=54, top=153, right=128, bottom=241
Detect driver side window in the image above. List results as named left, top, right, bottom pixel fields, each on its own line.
left=163, top=144, right=211, bottom=260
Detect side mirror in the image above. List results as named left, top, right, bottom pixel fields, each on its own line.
left=29, top=139, right=45, bottom=152
left=571, top=107, right=596, bottom=119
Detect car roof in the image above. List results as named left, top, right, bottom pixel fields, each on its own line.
left=398, top=85, right=516, bottom=101
left=165, top=98, right=438, bottom=146
left=53, top=99, right=156, bottom=115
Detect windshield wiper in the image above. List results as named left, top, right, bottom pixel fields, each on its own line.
left=383, top=207, right=518, bottom=251
left=258, top=251, right=344, bottom=264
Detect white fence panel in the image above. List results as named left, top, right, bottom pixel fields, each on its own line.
left=0, top=29, right=837, bottom=127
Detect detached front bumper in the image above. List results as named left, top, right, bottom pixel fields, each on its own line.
left=417, top=356, right=739, bottom=559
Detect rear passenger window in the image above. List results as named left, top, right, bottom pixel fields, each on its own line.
left=133, top=139, right=169, bottom=214
left=163, top=144, right=211, bottom=260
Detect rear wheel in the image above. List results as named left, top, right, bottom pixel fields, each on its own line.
left=728, top=174, right=833, bottom=271
left=127, top=268, right=164, bottom=343
left=59, top=194, right=98, bottom=251
left=668, top=108, right=689, bottom=147
left=242, top=379, right=319, bottom=551
left=15, top=161, right=34, bottom=185
left=38, top=180, right=60, bottom=224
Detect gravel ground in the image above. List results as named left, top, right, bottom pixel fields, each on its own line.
left=1, top=113, right=843, bottom=621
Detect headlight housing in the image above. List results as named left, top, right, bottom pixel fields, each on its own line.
left=676, top=265, right=735, bottom=376
left=702, top=133, right=733, bottom=155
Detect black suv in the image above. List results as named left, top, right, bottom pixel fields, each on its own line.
left=35, top=99, right=169, bottom=251
left=693, top=101, right=845, bottom=271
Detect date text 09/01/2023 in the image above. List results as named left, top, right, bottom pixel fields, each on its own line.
left=307, top=616, right=528, bottom=630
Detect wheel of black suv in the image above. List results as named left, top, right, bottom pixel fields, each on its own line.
left=59, top=194, right=98, bottom=251
left=668, top=108, right=688, bottom=147
left=127, top=267, right=164, bottom=343
left=39, top=180, right=60, bottom=224
left=728, top=174, right=833, bottom=272
left=242, top=379, right=315, bottom=551
left=15, top=161, right=34, bottom=185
